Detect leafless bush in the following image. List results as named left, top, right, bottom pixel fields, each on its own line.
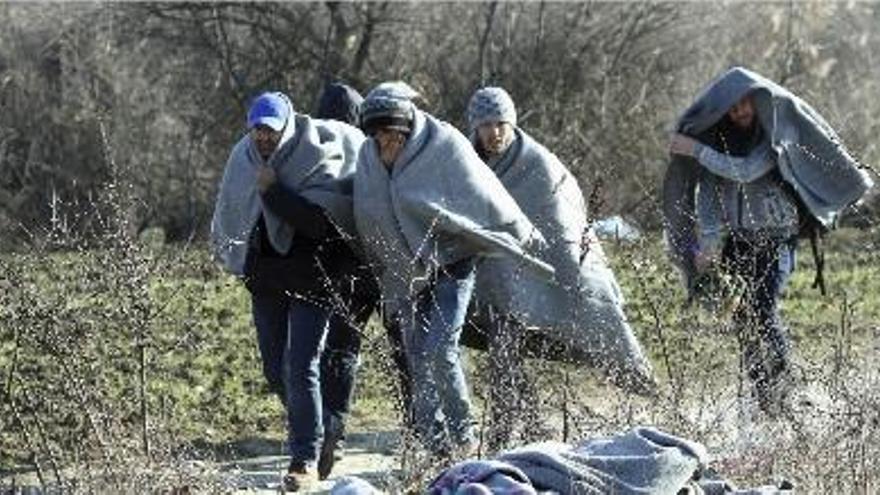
left=3, top=2, right=880, bottom=492
left=2, top=2, right=878, bottom=249
left=0, top=114, right=229, bottom=493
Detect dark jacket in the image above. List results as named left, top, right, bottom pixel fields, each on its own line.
left=244, top=183, right=366, bottom=301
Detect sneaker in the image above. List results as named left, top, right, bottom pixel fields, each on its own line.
left=318, top=419, right=345, bottom=480
left=449, top=427, right=479, bottom=460
left=453, top=437, right=480, bottom=460
left=283, top=461, right=318, bottom=492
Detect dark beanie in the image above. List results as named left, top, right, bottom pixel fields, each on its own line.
left=316, top=82, right=364, bottom=126
left=360, top=94, right=414, bottom=136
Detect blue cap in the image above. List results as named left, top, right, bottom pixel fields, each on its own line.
left=247, top=92, right=291, bottom=131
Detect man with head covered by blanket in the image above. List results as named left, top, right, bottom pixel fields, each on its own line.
left=663, top=67, right=873, bottom=415
left=211, top=91, right=368, bottom=490
left=353, top=82, right=551, bottom=457
left=466, top=87, right=655, bottom=451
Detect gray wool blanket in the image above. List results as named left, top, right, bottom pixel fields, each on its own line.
left=418, top=427, right=789, bottom=495
left=210, top=114, right=354, bottom=275
left=334, top=430, right=790, bottom=495
left=314, top=119, right=367, bottom=235
left=665, top=66, right=873, bottom=289
left=676, top=66, right=873, bottom=228
left=498, top=427, right=789, bottom=495
left=353, top=109, right=552, bottom=318
left=472, top=129, right=653, bottom=393
left=499, top=427, right=707, bottom=495
left=316, top=119, right=366, bottom=178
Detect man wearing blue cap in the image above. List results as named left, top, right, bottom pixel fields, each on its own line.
left=211, top=91, right=365, bottom=490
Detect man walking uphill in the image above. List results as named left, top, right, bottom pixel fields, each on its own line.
left=663, top=67, right=872, bottom=415
left=465, top=86, right=655, bottom=450
left=211, top=91, right=363, bottom=491
left=312, top=81, right=381, bottom=480
left=353, top=83, right=551, bottom=458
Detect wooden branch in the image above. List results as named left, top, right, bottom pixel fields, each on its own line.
left=352, top=2, right=385, bottom=79
left=478, top=1, right=499, bottom=84
left=211, top=6, right=245, bottom=101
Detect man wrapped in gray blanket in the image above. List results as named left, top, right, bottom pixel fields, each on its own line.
left=464, top=87, right=656, bottom=450
left=211, top=91, right=372, bottom=491
left=663, top=67, right=873, bottom=415
left=353, top=83, right=551, bottom=457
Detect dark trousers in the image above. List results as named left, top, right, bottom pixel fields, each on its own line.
left=326, top=310, right=412, bottom=427
left=252, top=260, right=381, bottom=459
left=722, top=233, right=797, bottom=408
left=252, top=293, right=330, bottom=463
left=319, top=283, right=378, bottom=436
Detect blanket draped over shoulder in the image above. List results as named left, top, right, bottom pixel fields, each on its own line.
left=353, top=110, right=552, bottom=319
left=211, top=114, right=356, bottom=275
left=469, top=128, right=653, bottom=394
left=315, top=119, right=366, bottom=179
left=666, top=66, right=873, bottom=276
left=314, top=119, right=366, bottom=229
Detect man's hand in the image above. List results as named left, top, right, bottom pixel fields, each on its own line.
left=255, top=164, right=277, bottom=193
left=669, top=133, right=698, bottom=157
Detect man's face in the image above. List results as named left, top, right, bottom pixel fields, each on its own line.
left=727, top=94, right=756, bottom=130
left=477, top=121, right=515, bottom=157
left=373, top=128, right=407, bottom=167
left=251, top=124, right=283, bottom=160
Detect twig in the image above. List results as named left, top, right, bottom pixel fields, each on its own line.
left=19, top=385, right=63, bottom=489
left=477, top=1, right=499, bottom=84
left=8, top=398, right=48, bottom=492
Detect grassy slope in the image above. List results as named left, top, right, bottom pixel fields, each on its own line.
left=2, top=228, right=880, bottom=490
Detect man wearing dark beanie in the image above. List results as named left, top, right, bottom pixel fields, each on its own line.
left=311, top=81, right=378, bottom=480
left=353, top=82, right=551, bottom=458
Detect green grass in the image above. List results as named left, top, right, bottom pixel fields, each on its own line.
left=2, top=228, right=880, bottom=491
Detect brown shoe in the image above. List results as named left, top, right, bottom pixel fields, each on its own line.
left=283, top=461, right=318, bottom=492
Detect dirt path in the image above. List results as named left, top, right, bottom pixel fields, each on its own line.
left=218, top=430, right=400, bottom=494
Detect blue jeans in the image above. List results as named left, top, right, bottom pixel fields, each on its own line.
left=319, top=267, right=380, bottom=438
left=723, top=233, right=796, bottom=407
left=405, top=258, right=477, bottom=450
left=252, top=293, right=330, bottom=464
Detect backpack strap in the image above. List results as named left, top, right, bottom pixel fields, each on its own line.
left=774, top=173, right=828, bottom=297
left=809, top=227, right=827, bottom=296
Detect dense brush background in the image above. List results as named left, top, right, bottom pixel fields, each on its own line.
left=2, top=2, right=880, bottom=493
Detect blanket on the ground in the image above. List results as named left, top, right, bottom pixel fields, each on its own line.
left=496, top=427, right=790, bottom=495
